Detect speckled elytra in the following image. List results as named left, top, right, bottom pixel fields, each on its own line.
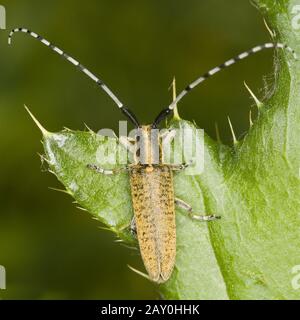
left=9, top=27, right=297, bottom=283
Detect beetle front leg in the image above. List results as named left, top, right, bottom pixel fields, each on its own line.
left=169, top=163, right=189, bottom=171
left=169, top=160, right=194, bottom=171
left=175, top=198, right=221, bottom=221
left=87, top=164, right=129, bottom=175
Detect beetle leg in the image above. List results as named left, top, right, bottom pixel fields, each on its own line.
left=87, top=164, right=129, bottom=175
left=175, top=198, right=221, bottom=221
left=169, top=163, right=189, bottom=171
left=169, top=160, right=194, bottom=171
left=130, top=216, right=137, bottom=237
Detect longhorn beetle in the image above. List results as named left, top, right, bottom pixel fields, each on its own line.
left=9, top=27, right=297, bottom=283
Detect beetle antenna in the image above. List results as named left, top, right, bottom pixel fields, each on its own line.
left=8, top=28, right=140, bottom=127
left=153, top=42, right=297, bottom=127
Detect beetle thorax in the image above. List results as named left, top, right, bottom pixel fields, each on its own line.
left=134, top=125, right=162, bottom=165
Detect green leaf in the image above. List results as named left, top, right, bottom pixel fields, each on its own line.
left=30, top=0, right=300, bottom=299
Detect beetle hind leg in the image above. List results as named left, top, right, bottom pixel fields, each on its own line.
left=175, top=198, right=220, bottom=221
left=130, top=216, right=137, bottom=237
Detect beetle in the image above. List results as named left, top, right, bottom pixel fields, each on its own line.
left=9, top=27, right=297, bottom=283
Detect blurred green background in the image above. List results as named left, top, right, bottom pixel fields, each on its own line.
left=0, top=0, right=274, bottom=299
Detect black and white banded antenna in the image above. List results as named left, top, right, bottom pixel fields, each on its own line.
left=153, top=43, right=297, bottom=127
left=8, top=27, right=140, bottom=127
